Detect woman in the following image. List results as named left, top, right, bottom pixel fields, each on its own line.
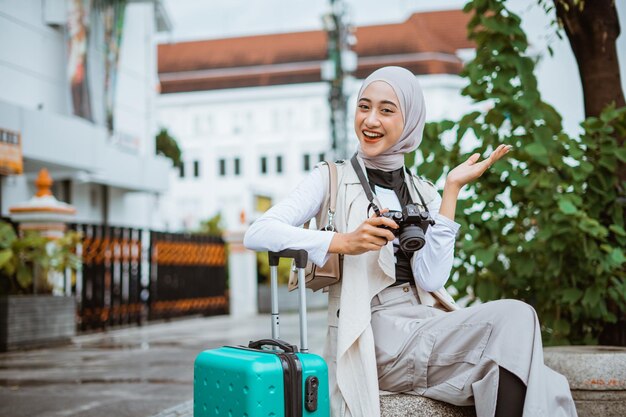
left=244, top=66, right=577, bottom=417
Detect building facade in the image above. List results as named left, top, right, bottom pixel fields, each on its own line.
left=0, top=0, right=171, bottom=229
left=157, top=10, right=476, bottom=231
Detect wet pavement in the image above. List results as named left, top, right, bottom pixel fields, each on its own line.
left=0, top=310, right=327, bottom=417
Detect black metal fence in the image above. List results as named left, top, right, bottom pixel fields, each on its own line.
left=70, top=224, right=228, bottom=331
left=73, top=224, right=144, bottom=331
left=149, top=232, right=228, bottom=320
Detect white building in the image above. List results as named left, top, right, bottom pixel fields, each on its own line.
left=0, top=0, right=172, bottom=229
left=157, top=10, right=476, bottom=231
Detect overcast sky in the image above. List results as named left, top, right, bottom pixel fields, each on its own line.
left=158, top=0, right=470, bottom=42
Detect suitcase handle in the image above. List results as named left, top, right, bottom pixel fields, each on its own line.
left=248, top=338, right=298, bottom=353
left=267, top=250, right=310, bottom=352
left=269, top=250, right=308, bottom=268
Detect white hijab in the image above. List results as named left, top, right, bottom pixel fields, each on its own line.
left=356, top=66, right=426, bottom=171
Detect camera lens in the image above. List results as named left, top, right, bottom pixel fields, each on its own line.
left=399, top=225, right=426, bottom=253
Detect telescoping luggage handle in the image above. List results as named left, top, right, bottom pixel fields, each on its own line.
left=268, top=250, right=309, bottom=353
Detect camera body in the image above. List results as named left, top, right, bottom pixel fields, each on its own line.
left=379, top=204, right=435, bottom=253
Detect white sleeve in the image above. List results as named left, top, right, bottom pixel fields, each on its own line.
left=411, top=193, right=461, bottom=291
left=243, top=167, right=336, bottom=266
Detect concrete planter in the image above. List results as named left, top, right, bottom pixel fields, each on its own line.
left=0, top=295, right=76, bottom=351
left=257, top=284, right=328, bottom=313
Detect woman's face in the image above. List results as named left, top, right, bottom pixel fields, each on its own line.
left=354, top=80, right=404, bottom=158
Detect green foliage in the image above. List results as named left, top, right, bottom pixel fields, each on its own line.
left=408, top=0, right=626, bottom=344
left=156, top=127, right=182, bottom=168
left=0, top=221, right=83, bottom=295
left=196, top=213, right=225, bottom=237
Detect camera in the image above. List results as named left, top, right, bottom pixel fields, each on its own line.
left=379, top=204, right=435, bottom=253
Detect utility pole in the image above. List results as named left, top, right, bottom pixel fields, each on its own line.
left=322, top=0, right=356, bottom=160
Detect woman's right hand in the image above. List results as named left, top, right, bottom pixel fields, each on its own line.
left=328, top=210, right=398, bottom=255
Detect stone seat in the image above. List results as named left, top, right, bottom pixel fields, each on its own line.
left=379, top=346, right=626, bottom=417
left=544, top=345, right=626, bottom=417
left=380, top=394, right=475, bottom=417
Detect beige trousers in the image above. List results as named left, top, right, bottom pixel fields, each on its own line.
left=370, top=283, right=578, bottom=417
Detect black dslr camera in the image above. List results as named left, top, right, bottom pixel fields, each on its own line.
left=379, top=204, right=435, bottom=253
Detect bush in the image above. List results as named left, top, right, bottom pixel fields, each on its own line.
left=0, top=221, right=82, bottom=295
left=408, top=0, right=625, bottom=344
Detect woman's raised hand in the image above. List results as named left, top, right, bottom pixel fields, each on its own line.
left=328, top=209, right=398, bottom=255
left=446, top=144, right=512, bottom=189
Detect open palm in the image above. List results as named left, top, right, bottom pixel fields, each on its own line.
left=447, top=144, right=512, bottom=188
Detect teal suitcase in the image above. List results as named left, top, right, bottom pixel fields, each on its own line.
left=194, top=250, right=330, bottom=417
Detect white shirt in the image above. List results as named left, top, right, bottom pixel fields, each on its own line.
left=244, top=166, right=460, bottom=291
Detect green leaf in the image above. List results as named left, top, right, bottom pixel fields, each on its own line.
left=615, top=147, right=626, bottom=163
left=476, top=280, right=499, bottom=301
left=610, top=248, right=625, bottom=265
left=16, top=265, right=32, bottom=289
left=609, top=224, right=626, bottom=237
left=600, top=106, right=618, bottom=122
left=525, top=142, right=548, bottom=157
left=558, top=199, right=578, bottom=215
left=582, top=287, right=602, bottom=308
left=0, top=222, right=17, bottom=249
left=579, top=218, right=608, bottom=238
left=579, top=161, right=594, bottom=174
left=481, top=16, right=514, bottom=35
left=562, top=288, right=583, bottom=304
left=474, top=246, right=497, bottom=266
left=533, top=125, right=553, bottom=143
left=0, top=249, right=13, bottom=269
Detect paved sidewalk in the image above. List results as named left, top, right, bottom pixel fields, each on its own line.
left=0, top=310, right=327, bottom=417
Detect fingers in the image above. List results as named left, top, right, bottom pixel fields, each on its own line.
left=487, top=144, right=513, bottom=166
left=466, top=153, right=481, bottom=165
left=367, top=215, right=397, bottom=229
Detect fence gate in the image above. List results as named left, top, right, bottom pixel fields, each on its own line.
left=148, top=232, right=228, bottom=320
left=72, top=225, right=228, bottom=331
left=74, top=224, right=144, bottom=331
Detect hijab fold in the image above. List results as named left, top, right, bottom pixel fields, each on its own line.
left=356, top=66, right=426, bottom=171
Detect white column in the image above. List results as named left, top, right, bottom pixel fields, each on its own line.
left=223, top=228, right=258, bottom=317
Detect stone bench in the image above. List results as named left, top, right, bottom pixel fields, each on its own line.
left=379, top=346, right=626, bottom=417
left=380, top=394, right=475, bottom=417
left=544, top=346, right=626, bottom=417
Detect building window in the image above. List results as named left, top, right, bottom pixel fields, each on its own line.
left=260, top=156, right=267, bottom=174
left=218, top=159, right=226, bottom=176
left=179, top=162, right=185, bottom=178
left=303, top=154, right=310, bottom=172
left=193, top=160, right=200, bottom=178
left=276, top=155, right=283, bottom=174
left=318, top=152, right=325, bottom=162
left=234, top=157, right=241, bottom=175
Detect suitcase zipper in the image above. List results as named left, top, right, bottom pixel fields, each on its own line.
left=277, top=352, right=302, bottom=417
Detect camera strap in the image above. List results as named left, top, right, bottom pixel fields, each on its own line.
left=404, top=167, right=430, bottom=212
left=350, top=153, right=431, bottom=216
left=350, top=154, right=381, bottom=216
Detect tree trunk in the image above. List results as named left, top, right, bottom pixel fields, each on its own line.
left=554, top=0, right=625, bottom=120
left=555, top=0, right=626, bottom=347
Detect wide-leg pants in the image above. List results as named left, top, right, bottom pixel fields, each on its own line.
left=370, top=283, right=578, bottom=417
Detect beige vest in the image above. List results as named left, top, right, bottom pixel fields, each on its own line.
left=319, top=157, right=457, bottom=417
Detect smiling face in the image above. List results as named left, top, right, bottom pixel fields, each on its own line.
left=354, top=81, right=405, bottom=158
